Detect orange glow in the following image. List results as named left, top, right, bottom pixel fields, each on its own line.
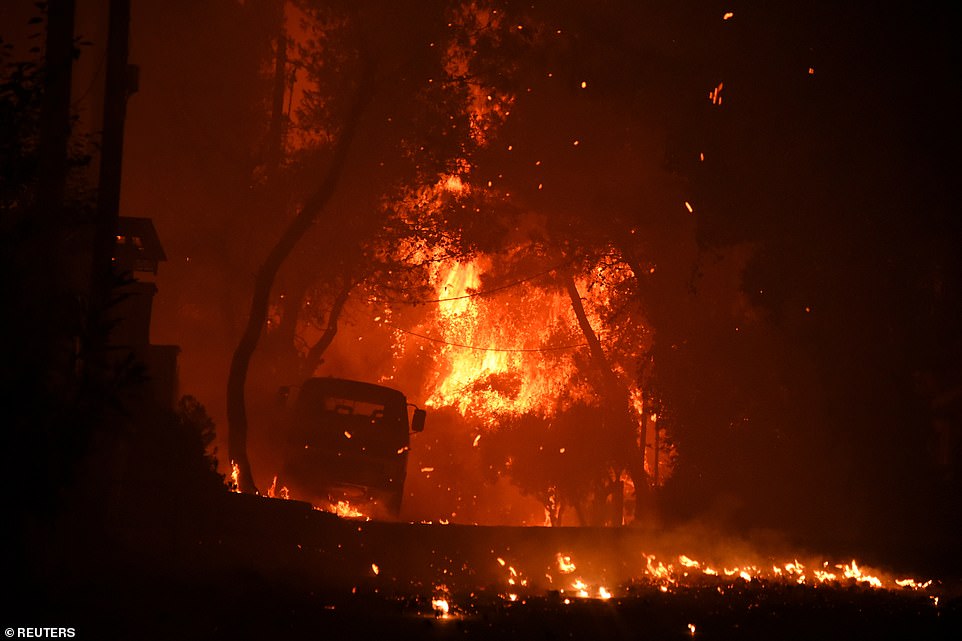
left=265, top=475, right=291, bottom=500
left=444, top=3, right=514, bottom=145
left=432, top=585, right=452, bottom=617
left=229, top=461, right=240, bottom=493
left=322, top=500, right=369, bottom=520
left=838, top=560, right=883, bottom=588
left=419, top=256, right=588, bottom=422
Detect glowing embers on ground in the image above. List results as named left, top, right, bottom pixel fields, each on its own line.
left=322, top=500, right=370, bottom=520
left=480, top=550, right=936, bottom=604
left=356, top=546, right=940, bottom=627
left=261, top=473, right=374, bottom=520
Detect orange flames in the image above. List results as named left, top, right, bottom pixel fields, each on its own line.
left=384, top=240, right=674, bottom=524
left=490, top=550, right=935, bottom=601
left=419, top=256, right=588, bottom=422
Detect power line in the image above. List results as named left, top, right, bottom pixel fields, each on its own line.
left=384, top=322, right=587, bottom=353
left=402, top=260, right=570, bottom=305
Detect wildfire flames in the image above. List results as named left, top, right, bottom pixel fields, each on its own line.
left=420, top=258, right=582, bottom=419
left=364, top=547, right=939, bottom=621
left=324, top=500, right=369, bottom=520
left=483, top=551, right=935, bottom=604
left=373, top=230, right=676, bottom=525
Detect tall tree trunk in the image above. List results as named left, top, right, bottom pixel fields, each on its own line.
left=226, top=63, right=375, bottom=494
left=562, top=272, right=650, bottom=524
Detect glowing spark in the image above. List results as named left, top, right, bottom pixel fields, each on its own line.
left=421, top=467, right=435, bottom=473
left=371, top=563, right=379, bottom=575
left=598, top=587, right=612, bottom=600
left=344, top=431, right=352, bottom=439
left=684, top=201, right=694, bottom=213
left=432, top=597, right=450, bottom=617
left=557, top=554, right=576, bottom=574
left=709, top=82, right=724, bottom=105
left=472, top=434, right=481, bottom=447
left=689, top=623, right=697, bottom=636
left=497, top=557, right=506, bottom=567
left=723, top=12, right=734, bottom=20
left=581, top=81, right=587, bottom=89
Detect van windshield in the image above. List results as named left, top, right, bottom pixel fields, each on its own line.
left=291, top=390, right=407, bottom=457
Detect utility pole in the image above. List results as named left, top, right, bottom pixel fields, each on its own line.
left=37, top=0, right=76, bottom=216
left=91, top=0, right=135, bottom=314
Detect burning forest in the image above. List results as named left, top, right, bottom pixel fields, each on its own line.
left=3, top=0, right=961, bottom=639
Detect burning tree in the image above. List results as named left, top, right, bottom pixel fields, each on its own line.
left=226, top=0, right=530, bottom=493
left=224, top=0, right=790, bottom=528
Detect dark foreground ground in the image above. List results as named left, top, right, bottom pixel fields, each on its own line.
left=15, top=573, right=960, bottom=641
left=11, top=493, right=961, bottom=640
